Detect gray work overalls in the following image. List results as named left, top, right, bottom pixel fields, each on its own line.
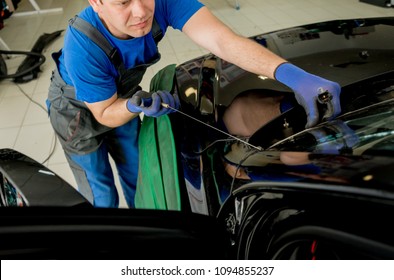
left=47, top=16, right=162, bottom=207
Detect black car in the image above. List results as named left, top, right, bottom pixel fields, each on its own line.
left=1, top=16, right=394, bottom=260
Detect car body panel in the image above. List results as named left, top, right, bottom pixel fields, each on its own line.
left=0, top=207, right=227, bottom=259
left=0, top=149, right=90, bottom=207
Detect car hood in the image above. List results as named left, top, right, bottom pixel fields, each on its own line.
left=176, top=17, right=394, bottom=109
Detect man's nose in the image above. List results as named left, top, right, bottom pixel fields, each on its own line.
left=130, top=0, right=147, bottom=19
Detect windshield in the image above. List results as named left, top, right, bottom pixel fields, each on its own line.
left=269, top=98, right=394, bottom=156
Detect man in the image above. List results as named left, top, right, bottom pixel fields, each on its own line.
left=47, top=0, right=341, bottom=208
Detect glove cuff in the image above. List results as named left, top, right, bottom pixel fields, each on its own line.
left=273, top=62, right=291, bottom=80
left=274, top=62, right=308, bottom=90
left=126, top=98, right=141, bottom=114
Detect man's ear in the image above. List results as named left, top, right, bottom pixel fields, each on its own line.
left=88, top=0, right=102, bottom=12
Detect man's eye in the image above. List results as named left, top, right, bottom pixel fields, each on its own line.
left=117, top=1, right=130, bottom=5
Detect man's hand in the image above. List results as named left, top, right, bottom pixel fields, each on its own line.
left=275, top=63, right=341, bottom=128
left=126, top=90, right=180, bottom=117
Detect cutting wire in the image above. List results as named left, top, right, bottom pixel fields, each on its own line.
left=161, top=102, right=262, bottom=151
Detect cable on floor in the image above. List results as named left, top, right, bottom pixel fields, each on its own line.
left=15, top=83, right=57, bottom=165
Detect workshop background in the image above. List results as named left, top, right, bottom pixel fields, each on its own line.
left=0, top=0, right=393, bottom=207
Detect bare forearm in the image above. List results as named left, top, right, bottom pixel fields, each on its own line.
left=85, top=97, right=140, bottom=128
left=183, top=7, right=286, bottom=79
left=216, top=34, right=286, bottom=79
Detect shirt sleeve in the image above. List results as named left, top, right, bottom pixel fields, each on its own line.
left=157, top=0, right=204, bottom=31
left=63, top=27, right=118, bottom=103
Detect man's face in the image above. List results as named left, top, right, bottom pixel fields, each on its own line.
left=90, top=0, right=155, bottom=39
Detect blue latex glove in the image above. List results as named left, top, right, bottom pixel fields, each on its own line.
left=126, top=90, right=180, bottom=117
left=275, top=63, right=341, bottom=128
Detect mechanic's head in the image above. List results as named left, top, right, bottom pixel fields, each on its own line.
left=89, top=0, right=155, bottom=39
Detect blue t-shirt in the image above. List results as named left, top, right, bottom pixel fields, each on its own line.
left=58, top=0, right=204, bottom=103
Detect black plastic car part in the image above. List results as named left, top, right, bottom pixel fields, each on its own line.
left=0, top=207, right=229, bottom=260
left=219, top=181, right=394, bottom=260
left=0, top=149, right=90, bottom=207
left=0, top=50, right=46, bottom=82
left=248, top=105, right=307, bottom=148
left=0, top=30, right=62, bottom=83
left=270, top=226, right=394, bottom=260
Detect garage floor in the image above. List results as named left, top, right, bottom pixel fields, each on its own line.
left=0, top=0, right=393, bottom=207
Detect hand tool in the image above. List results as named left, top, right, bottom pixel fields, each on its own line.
left=161, top=102, right=262, bottom=151
left=317, top=87, right=334, bottom=121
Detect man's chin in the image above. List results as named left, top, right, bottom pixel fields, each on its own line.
left=128, top=27, right=152, bottom=38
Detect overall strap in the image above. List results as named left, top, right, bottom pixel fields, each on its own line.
left=68, top=15, right=163, bottom=70
left=151, top=18, right=163, bottom=44
left=69, top=15, right=123, bottom=70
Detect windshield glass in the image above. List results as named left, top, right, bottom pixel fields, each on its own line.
left=269, top=99, right=394, bottom=156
